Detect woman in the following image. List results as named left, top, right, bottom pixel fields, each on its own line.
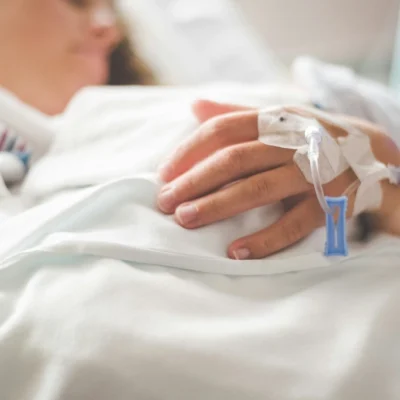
left=0, top=4, right=400, bottom=399
left=0, top=0, right=399, bottom=261
left=0, top=0, right=152, bottom=116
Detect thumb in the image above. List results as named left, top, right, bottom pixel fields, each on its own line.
left=192, top=100, right=253, bottom=123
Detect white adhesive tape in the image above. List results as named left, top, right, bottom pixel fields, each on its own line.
left=389, top=165, right=400, bottom=185
left=337, top=134, right=390, bottom=214
left=257, top=107, right=348, bottom=184
left=257, top=106, right=393, bottom=215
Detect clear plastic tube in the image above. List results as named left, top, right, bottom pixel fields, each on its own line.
left=305, top=126, right=333, bottom=215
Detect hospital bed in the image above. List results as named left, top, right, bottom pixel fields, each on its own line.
left=0, top=2, right=400, bottom=400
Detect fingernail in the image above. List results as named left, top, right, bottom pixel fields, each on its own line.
left=176, top=204, right=198, bottom=225
left=158, top=188, right=176, bottom=212
left=233, top=248, right=250, bottom=260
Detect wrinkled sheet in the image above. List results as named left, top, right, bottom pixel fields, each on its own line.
left=0, top=82, right=399, bottom=400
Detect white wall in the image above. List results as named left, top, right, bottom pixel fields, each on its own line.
left=119, top=0, right=400, bottom=83
left=235, top=0, right=399, bottom=66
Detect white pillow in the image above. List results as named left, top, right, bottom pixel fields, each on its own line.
left=118, top=0, right=287, bottom=85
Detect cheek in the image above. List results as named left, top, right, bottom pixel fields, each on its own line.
left=17, top=0, right=81, bottom=58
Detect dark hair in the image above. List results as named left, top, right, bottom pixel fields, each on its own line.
left=107, top=24, right=154, bottom=86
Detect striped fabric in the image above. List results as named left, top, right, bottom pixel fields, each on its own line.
left=0, top=122, right=31, bottom=167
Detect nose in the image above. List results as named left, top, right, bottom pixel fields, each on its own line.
left=90, top=5, right=121, bottom=49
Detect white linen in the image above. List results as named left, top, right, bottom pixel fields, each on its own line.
left=0, top=80, right=399, bottom=400
left=292, top=56, right=400, bottom=146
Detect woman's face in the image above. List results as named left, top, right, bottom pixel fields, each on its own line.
left=0, top=0, right=122, bottom=114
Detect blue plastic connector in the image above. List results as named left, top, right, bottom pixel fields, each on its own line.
left=324, top=196, right=348, bottom=257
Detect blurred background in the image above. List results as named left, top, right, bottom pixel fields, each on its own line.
left=118, top=0, right=400, bottom=86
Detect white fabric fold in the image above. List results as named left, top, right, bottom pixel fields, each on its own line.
left=0, top=82, right=399, bottom=400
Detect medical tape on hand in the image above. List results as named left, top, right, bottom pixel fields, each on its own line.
left=257, top=106, right=394, bottom=215
left=337, top=134, right=390, bottom=214
left=389, top=165, right=400, bottom=185
left=301, top=105, right=394, bottom=214
left=257, top=106, right=348, bottom=184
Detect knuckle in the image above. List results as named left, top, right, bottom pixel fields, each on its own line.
left=222, top=147, right=247, bottom=171
left=251, top=177, right=273, bottom=200
left=203, top=197, right=225, bottom=220
left=177, top=176, right=197, bottom=199
left=205, top=116, right=230, bottom=145
left=179, top=176, right=197, bottom=199
left=305, top=197, right=324, bottom=223
left=282, top=218, right=304, bottom=245
left=261, top=235, right=275, bottom=254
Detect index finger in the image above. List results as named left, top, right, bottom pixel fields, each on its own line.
left=159, top=110, right=259, bottom=182
left=192, top=100, right=253, bottom=123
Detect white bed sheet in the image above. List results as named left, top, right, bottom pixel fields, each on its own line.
left=0, top=83, right=399, bottom=400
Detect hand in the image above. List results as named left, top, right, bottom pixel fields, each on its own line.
left=157, top=100, right=400, bottom=260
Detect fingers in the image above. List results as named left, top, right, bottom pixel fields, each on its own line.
left=374, top=180, right=400, bottom=236
left=227, top=168, right=359, bottom=260
left=192, top=100, right=254, bottom=123
left=159, top=110, right=259, bottom=182
left=192, top=102, right=400, bottom=166
left=171, top=164, right=311, bottom=228
left=228, top=196, right=325, bottom=260
left=158, top=141, right=294, bottom=213
left=369, top=131, right=400, bottom=166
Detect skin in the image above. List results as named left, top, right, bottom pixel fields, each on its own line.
left=157, top=100, right=400, bottom=260
left=0, top=0, right=121, bottom=115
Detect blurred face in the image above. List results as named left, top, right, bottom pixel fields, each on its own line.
left=0, top=0, right=122, bottom=114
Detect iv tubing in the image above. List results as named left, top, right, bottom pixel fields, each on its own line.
left=305, top=126, right=333, bottom=214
